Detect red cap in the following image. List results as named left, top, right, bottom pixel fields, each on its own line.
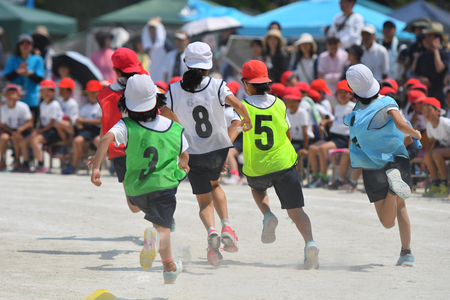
left=85, top=80, right=103, bottom=92
left=155, top=81, right=169, bottom=92
left=270, top=83, right=285, bottom=97
left=295, top=81, right=311, bottom=93
left=3, top=83, right=22, bottom=94
left=226, top=81, right=241, bottom=95
left=39, top=79, right=56, bottom=90
left=405, top=78, right=420, bottom=87
left=309, top=89, right=320, bottom=102
left=311, top=79, right=331, bottom=95
left=336, top=80, right=353, bottom=93
left=384, top=78, right=398, bottom=92
left=111, top=48, right=142, bottom=73
left=58, top=77, right=75, bottom=90
left=280, top=70, right=294, bottom=86
left=282, top=86, right=302, bottom=100
left=169, top=76, right=182, bottom=85
left=380, top=86, right=397, bottom=96
left=242, top=60, right=272, bottom=83
left=408, top=90, right=426, bottom=103
left=422, top=97, right=441, bottom=109
left=410, top=83, right=428, bottom=95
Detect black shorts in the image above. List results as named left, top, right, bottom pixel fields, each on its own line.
left=75, top=126, right=100, bottom=141
left=128, top=188, right=177, bottom=228
left=112, top=155, right=126, bottom=183
left=291, top=139, right=313, bottom=153
left=406, top=142, right=419, bottom=160
left=327, top=132, right=350, bottom=149
left=3, top=128, right=32, bottom=138
left=41, top=128, right=61, bottom=145
left=188, top=148, right=229, bottom=194
left=233, top=133, right=243, bottom=153
left=362, top=156, right=411, bottom=203
left=247, top=166, right=304, bottom=210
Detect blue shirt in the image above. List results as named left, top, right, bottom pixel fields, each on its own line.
left=3, top=55, right=44, bottom=107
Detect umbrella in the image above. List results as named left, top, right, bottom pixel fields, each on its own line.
left=223, top=35, right=263, bottom=72
left=52, top=51, right=103, bottom=88
left=181, top=16, right=241, bottom=36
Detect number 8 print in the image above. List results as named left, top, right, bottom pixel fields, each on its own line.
left=192, top=105, right=213, bottom=138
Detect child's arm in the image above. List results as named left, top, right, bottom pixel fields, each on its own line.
left=178, top=150, right=190, bottom=173
left=90, top=132, right=116, bottom=186
left=228, top=120, right=241, bottom=143
left=388, top=110, right=421, bottom=140
left=14, top=119, right=33, bottom=137
left=39, top=119, right=56, bottom=133
left=161, top=106, right=181, bottom=124
left=298, top=126, right=309, bottom=156
left=225, top=94, right=253, bottom=132
left=76, top=116, right=102, bottom=127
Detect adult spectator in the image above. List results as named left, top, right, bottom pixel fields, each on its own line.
left=32, top=26, right=55, bottom=79
left=406, top=18, right=431, bottom=70
left=340, top=44, right=363, bottom=80
left=328, top=0, right=364, bottom=50
left=3, top=34, right=44, bottom=125
left=381, top=21, right=401, bottom=80
left=90, top=31, right=116, bottom=82
left=292, top=33, right=318, bottom=84
left=162, top=30, right=189, bottom=83
left=268, top=21, right=282, bottom=32
left=415, top=22, right=450, bottom=108
left=317, top=34, right=348, bottom=103
left=360, top=24, right=389, bottom=80
left=263, top=29, right=289, bottom=83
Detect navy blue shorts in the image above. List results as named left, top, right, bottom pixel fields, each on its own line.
left=233, top=133, right=243, bottom=153
left=188, top=148, right=229, bottom=194
left=327, top=132, right=350, bottom=149
left=41, top=128, right=61, bottom=145
left=112, top=155, right=126, bottom=183
left=291, top=139, right=313, bottom=153
left=75, top=126, right=100, bottom=141
left=128, top=188, right=177, bottom=228
left=247, top=165, right=304, bottom=209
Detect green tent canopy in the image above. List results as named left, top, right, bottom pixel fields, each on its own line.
left=0, top=0, right=77, bottom=46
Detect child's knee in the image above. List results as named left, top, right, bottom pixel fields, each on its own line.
left=0, top=133, right=10, bottom=142
left=380, top=219, right=395, bottom=229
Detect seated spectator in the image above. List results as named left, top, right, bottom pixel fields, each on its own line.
left=280, top=70, right=297, bottom=87
left=0, top=84, right=33, bottom=171
left=61, top=80, right=103, bottom=174
left=292, top=33, right=317, bottom=84
left=263, top=29, right=289, bottom=83
left=56, top=78, right=79, bottom=145
left=269, top=83, right=285, bottom=99
left=311, top=79, right=333, bottom=114
left=360, top=24, right=389, bottom=80
left=328, top=149, right=362, bottom=191
left=20, top=80, right=63, bottom=173
left=406, top=90, right=427, bottom=131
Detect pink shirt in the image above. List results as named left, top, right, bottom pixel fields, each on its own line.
left=317, top=49, right=348, bottom=101
left=90, top=48, right=116, bottom=82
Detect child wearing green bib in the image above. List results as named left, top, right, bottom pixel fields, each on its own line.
left=89, top=74, right=189, bottom=284
left=230, top=60, right=319, bottom=269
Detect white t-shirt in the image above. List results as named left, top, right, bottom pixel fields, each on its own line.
left=162, top=49, right=188, bottom=81
left=0, top=101, right=32, bottom=130
left=287, top=107, right=314, bottom=141
left=109, top=115, right=189, bottom=152
left=328, top=12, right=365, bottom=50
left=40, top=100, right=63, bottom=127
left=354, top=96, right=399, bottom=130
left=59, top=97, right=79, bottom=125
left=426, top=116, right=450, bottom=147
left=361, top=42, right=389, bottom=81
left=79, top=102, right=102, bottom=127
left=224, top=106, right=241, bottom=128
left=330, top=101, right=355, bottom=135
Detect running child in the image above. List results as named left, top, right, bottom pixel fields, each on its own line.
left=343, top=64, right=421, bottom=267
left=0, top=84, right=33, bottom=171
left=162, top=42, right=252, bottom=267
left=89, top=74, right=188, bottom=284
left=55, top=77, right=79, bottom=144
left=230, top=60, right=319, bottom=269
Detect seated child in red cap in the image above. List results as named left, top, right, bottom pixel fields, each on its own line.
left=55, top=77, right=79, bottom=145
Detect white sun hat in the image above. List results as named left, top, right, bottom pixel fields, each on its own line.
left=125, top=74, right=157, bottom=112
left=346, top=64, right=380, bottom=98
left=184, top=42, right=213, bottom=70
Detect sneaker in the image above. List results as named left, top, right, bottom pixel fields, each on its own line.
left=433, top=184, right=448, bottom=197
left=386, top=168, right=411, bottom=199
left=312, top=177, right=328, bottom=188
left=422, top=185, right=440, bottom=197
left=261, top=212, right=278, bottom=244
left=61, top=164, right=76, bottom=175
left=221, top=226, right=239, bottom=252
left=328, top=178, right=344, bottom=190
left=304, top=177, right=318, bottom=188
left=206, top=229, right=222, bottom=267
left=304, top=240, right=319, bottom=270
left=140, top=227, right=160, bottom=270
left=19, top=165, right=31, bottom=173
left=163, top=259, right=182, bottom=284
left=396, top=253, right=415, bottom=267
left=0, top=161, right=6, bottom=171
left=35, top=166, right=48, bottom=173
left=223, top=174, right=241, bottom=185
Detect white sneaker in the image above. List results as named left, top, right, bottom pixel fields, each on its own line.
left=223, top=174, right=241, bottom=185
left=386, top=168, right=411, bottom=199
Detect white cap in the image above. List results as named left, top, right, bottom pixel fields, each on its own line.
left=125, top=74, right=157, bottom=112
left=361, top=24, right=376, bottom=35
left=346, top=64, right=380, bottom=98
left=184, top=42, right=213, bottom=70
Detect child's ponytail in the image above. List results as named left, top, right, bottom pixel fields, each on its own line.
left=181, top=68, right=203, bottom=93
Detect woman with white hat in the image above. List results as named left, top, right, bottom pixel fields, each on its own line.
left=292, top=33, right=318, bottom=84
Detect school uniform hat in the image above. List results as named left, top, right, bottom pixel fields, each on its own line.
left=280, top=71, right=295, bottom=86
left=112, top=48, right=142, bottom=74
left=155, top=80, right=169, bottom=92
left=39, top=79, right=56, bottom=90
left=17, top=34, right=33, bottom=44
left=336, top=80, right=353, bottom=93
left=241, top=60, right=272, bottom=84
left=380, top=86, right=397, bottom=96
left=58, top=78, right=76, bottom=90
left=124, top=74, right=157, bottom=112
left=282, top=86, right=302, bottom=101
left=424, top=22, right=444, bottom=37
left=3, top=84, right=22, bottom=94
left=411, top=83, right=428, bottom=95
left=270, top=83, right=285, bottom=97
left=407, top=90, right=426, bottom=103
left=169, top=76, right=182, bottom=85
left=404, top=78, right=420, bottom=88
left=85, top=80, right=103, bottom=92
left=226, top=81, right=241, bottom=95
left=295, top=81, right=311, bottom=93
left=184, top=42, right=213, bottom=70
left=346, top=64, right=380, bottom=98
left=263, top=29, right=285, bottom=47
left=361, top=24, right=377, bottom=35
left=383, top=78, right=399, bottom=93
left=309, top=89, right=320, bottom=102
left=311, top=79, right=331, bottom=95
left=422, top=97, right=441, bottom=109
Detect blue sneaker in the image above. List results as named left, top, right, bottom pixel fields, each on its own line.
left=163, top=259, right=182, bottom=284
left=261, top=212, right=278, bottom=244
left=61, top=164, right=76, bottom=175
left=386, top=168, right=411, bottom=199
left=304, top=240, right=319, bottom=270
left=396, top=253, right=415, bottom=267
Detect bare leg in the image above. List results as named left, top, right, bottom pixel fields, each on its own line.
left=287, top=207, right=314, bottom=243
left=423, top=150, right=439, bottom=180
left=374, top=192, right=398, bottom=229
left=210, top=180, right=228, bottom=220
left=12, top=134, right=23, bottom=161
left=0, top=133, right=9, bottom=161
left=30, top=135, right=46, bottom=162
left=308, top=141, right=325, bottom=174
left=431, top=148, right=450, bottom=180
left=251, top=188, right=271, bottom=215
left=338, top=150, right=351, bottom=179
left=196, top=192, right=215, bottom=230
left=154, top=224, right=172, bottom=261
left=396, top=197, right=411, bottom=249
left=123, top=183, right=140, bottom=213
left=21, top=135, right=33, bottom=161
left=227, top=148, right=239, bottom=174
left=318, top=141, right=336, bottom=175
left=72, top=135, right=85, bottom=167
left=92, top=135, right=100, bottom=148
left=55, top=120, right=74, bottom=143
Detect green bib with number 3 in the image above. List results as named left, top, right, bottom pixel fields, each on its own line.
left=241, top=98, right=297, bottom=177
left=123, top=117, right=187, bottom=197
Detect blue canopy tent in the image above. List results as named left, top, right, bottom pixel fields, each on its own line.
left=389, top=0, right=450, bottom=34
left=238, top=0, right=413, bottom=40
left=180, top=0, right=252, bottom=23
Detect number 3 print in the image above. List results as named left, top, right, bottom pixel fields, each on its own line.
left=139, top=146, right=159, bottom=180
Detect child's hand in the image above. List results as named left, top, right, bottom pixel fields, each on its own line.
left=412, top=130, right=421, bottom=141
left=178, top=162, right=189, bottom=173
left=91, top=169, right=102, bottom=186
left=241, top=119, right=252, bottom=132
left=298, top=149, right=308, bottom=156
